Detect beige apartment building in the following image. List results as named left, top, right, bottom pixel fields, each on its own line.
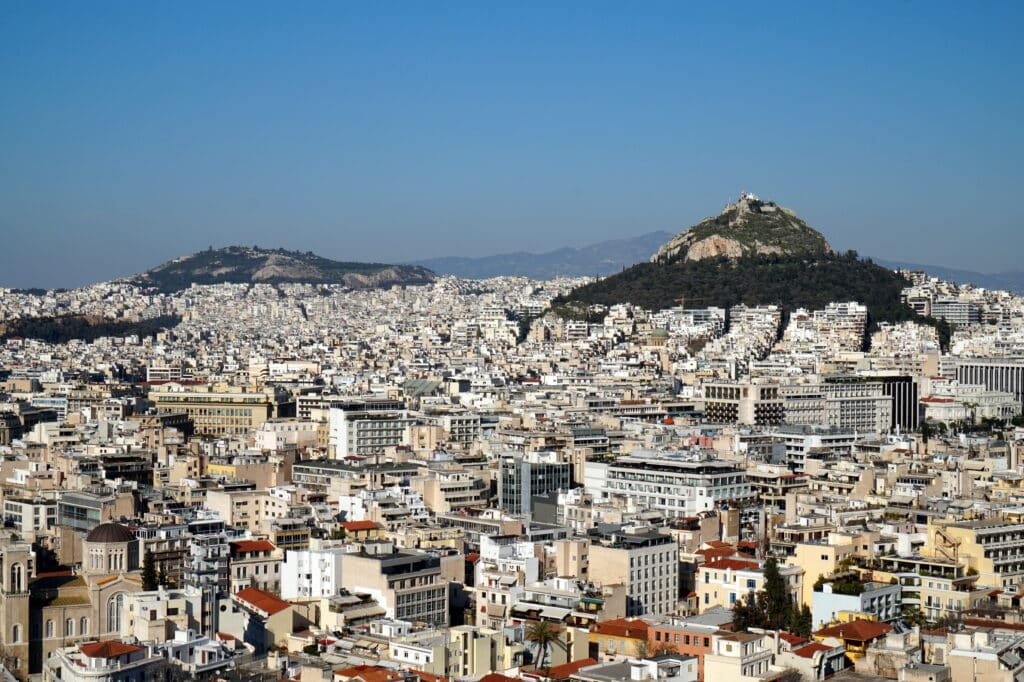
left=205, top=489, right=290, bottom=535
left=589, top=531, right=678, bottom=617
left=339, top=543, right=449, bottom=627
left=149, top=383, right=289, bottom=437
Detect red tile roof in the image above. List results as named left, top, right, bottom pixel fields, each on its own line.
left=335, top=664, right=404, bottom=682
left=696, top=547, right=736, bottom=561
left=815, top=619, right=891, bottom=641
left=336, top=665, right=379, bottom=676
left=591, top=617, right=649, bottom=639
left=779, top=632, right=809, bottom=647
left=79, top=641, right=145, bottom=658
left=540, top=658, right=598, bottom=680
left=341, top=520, right=379, bottom=532
left=793, top=642, right=833, bottom=658
left=235, top=587, right=291, bottom=616
left=230, top=539, right=277, bottom=554
left=701, top=559, right=761, bottom=572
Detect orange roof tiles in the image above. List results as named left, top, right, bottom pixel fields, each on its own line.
left=696, top=547, right=736, bottom=561
left=334, top=665, right=403, bottom=682
left=779, top=632, right=809, bottom=647
left=591, top=617, right=649, bottom=639
left=701, top=559, right=761, bottom=571
left=793, top=642, right=833, bottom=658
left=341, top=520, right=379, bottom=532
left=230, top=539, right=277, bottom=554
left=79, top=641, right=145, bottom=658
left=541, top=658, right=598, bottom=680
left=235, top=587, right=291, bottom=616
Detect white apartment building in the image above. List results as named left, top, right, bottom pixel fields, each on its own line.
left=591, top=451, right=752, bottom=517
left=254, top=419, right=319, bottom=451
left=328, top=407, right=416, bottom=459
left=281, top=546, right=349, bottom=600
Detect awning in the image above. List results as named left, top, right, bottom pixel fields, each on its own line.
left=539, top=606, right=571, bottom=620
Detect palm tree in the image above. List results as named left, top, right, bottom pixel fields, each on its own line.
left=525, top=620, right=561, bottom=677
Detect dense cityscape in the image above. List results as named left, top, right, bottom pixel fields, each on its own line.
left=4, top=4, right=1021, bottom=682
left=1, top=208, right=1024, bottom=682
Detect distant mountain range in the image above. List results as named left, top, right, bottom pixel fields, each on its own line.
left=412, top=231, right=673, bottom=279
left=871, top=258, right=1024, bottom=294
left=127, top=246, right=435, bottom=293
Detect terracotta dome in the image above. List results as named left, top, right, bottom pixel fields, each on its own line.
left=85, top=522, right=135, bottom=544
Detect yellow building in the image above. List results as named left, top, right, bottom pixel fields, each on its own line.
left=590, top=617, right=649, bottom=659
left=792, top=539, right=856, bottom=607
left=697, top=558, right=803, bottom=611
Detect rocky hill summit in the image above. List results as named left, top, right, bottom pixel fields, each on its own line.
left=652, top=192, right=833, bottom=262
left=127, top=246, right=435, bottom=293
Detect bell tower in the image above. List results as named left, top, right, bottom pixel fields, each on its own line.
left=0, top=532, right=35, bottom=680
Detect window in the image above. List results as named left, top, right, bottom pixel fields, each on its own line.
left=108, top=593, right=125, bottom=632
left=80, top=618, right=88, bottom=636
left=45, top=620, right=54, bottom=638
left=11, top=624, right=20, bottom=643
left=9, top=563, right=23, bottom=592
left=65, top=619, right=73, bottom=637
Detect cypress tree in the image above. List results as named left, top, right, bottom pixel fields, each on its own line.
left=142, top=551, right=158, bottom=591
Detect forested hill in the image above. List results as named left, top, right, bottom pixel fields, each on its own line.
left=551, top=252, right=951, bottom=345
left=0, top=314, right=182, bottom=344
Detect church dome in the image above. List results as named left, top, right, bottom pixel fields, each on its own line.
left=85, top=522, right=135, bottom=544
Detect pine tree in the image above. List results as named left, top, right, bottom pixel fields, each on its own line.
left=142, top=551, right=158, bottom=591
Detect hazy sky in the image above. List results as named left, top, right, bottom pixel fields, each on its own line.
left=2, top=1, right=1022, bottom=288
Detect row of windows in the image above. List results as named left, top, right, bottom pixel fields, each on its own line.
left=652, top=631, right=710, bottom=647
left=38, top=617, right=90, bottom=639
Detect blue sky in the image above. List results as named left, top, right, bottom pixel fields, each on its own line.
left=1, top=1, right=1022, bottom=288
